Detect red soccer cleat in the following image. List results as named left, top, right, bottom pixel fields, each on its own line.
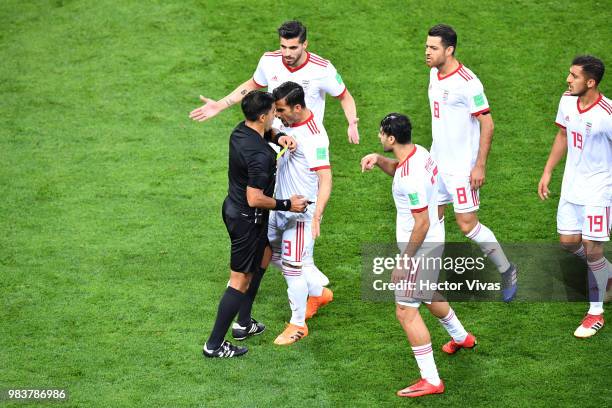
left=396, top=378, right=445, bottom=398
left=574, top=314, right=604, bottom=338
left=441, top=332, right=477, bottom=354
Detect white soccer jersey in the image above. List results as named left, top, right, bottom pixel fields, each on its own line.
left=253, top=51, right=346, bottom=122
left=428, top=64, right=490, bottom=176
left=393, top=144, right=444, bottom=243
left=276, top=112, right=331, bottom=204
left=555, top=92, right=612, bottom=206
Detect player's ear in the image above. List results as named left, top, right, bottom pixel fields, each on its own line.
left=445, top=45, right=454, bottom=57
left=303, top=40, right=308, bottom=49
left=586, top=77, right=596, bottom=89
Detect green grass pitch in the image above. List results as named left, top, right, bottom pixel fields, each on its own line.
left=1, top=0, right=610, bottom=407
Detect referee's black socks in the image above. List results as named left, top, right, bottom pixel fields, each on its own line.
left=207, top=286, right=245, bottom=350
left=237, top=267, right=266, bottom=327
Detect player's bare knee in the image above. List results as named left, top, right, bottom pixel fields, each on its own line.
left=396, top=303, right=418, bottom=322
left=455, top=212, right=478, bottom=235
left=559, top=235, right=582, bottom=252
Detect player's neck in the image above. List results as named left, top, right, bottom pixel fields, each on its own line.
left=294, top=108, right=312, bottom=125
left=244, top=120, right=265, bottom=137
left=437, top=58, right=460, bottom=77
left=394, top=144, right=416, bottom=164
left=578, top=88, right=601, bottom=110
left=292, top=51, right=308, bottom=68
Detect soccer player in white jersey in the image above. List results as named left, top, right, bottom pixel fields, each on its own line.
left=189, top=20, right=360, bottom=145
left=361, top=113, right=476, bottom=398
left=538, top=55, right=612, bottom=338
left=260, top=82, right=334, bottom=345
left=425, top=24, right=518, bottom=302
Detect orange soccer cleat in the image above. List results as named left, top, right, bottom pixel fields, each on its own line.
left=273, top=323, right=308, bottom=346
left=305, top=288, right=334, bottom=319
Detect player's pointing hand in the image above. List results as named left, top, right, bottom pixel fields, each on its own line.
left=360, top=153, right=378, bottom=172
left=189, top=95, right=224, bottom=122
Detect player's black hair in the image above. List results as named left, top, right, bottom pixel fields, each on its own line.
left=278, top=20, right=307, bottom=43
left=272, top=81, right=307, bottom=109
left=428, top=24, right=457, bottom=55
left=572, top=55, right=605, bottom=85
left=380, top=113, right=412, bottom=144
left=241, top=90, right=275, bottom=122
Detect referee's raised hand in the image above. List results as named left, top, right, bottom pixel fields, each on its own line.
left=289, top=195, right=308, bottom=212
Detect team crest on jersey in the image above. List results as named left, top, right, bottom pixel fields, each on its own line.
left=565, top=115, right=570, bottom=122
left=301, top=80, right=310, bottom=92
left=585, top=122, right=592, bottom=137
left=442, top=90, right=449, bottom=102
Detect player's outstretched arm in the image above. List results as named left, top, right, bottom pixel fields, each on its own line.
left=312, top=168, right=332, bottom=239
left=471, top=113, right=494, bottom=189
left=538, top=128, right=568, bottom=200
left=361, top=153, right=398, bottom=176
left=337, top=90, right=360, bottom=144
left=189, top=78, right=261, bottom=122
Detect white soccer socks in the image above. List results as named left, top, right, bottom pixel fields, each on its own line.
left=283, top=267, right=308, bottom=327
left=437, top=308, right=468, bottom=343
left=411, top=343, right=441, bottom=386
left=303, top=263, right=324, bottom=297
left=465, top=222, right=511, bottom=273
left=587, top=257, right=609, bottom=315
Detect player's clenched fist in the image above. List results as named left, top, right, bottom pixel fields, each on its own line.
left=360, top=153, right=379, bottom=172
left=289, top=195, right=308, bottom=212
left=277, top=135, right=298, bottom=152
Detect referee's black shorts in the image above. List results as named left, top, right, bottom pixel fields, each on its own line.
left=222, top=198, right=269, bottom=274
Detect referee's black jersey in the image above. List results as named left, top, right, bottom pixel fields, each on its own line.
left=226, top=121, right=277, bottom=215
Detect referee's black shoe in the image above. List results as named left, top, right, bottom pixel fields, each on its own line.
left=232, top=318, right=266, bottom=340
left=202, top=340, right=248, bottom=358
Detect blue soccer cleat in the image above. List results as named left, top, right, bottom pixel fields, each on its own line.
left=501, top=263, right=518, bottom=302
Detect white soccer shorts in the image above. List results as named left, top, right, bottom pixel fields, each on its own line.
left=557, top=198, right=611, bottom=242
left=268, top=211, right=315, bottom=271
left=395, top=243, right=445, bottom=308
left=437, top=172, right=480, bottom=213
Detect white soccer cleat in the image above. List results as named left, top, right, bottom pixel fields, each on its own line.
left=573, top=314, right=604, bottom=338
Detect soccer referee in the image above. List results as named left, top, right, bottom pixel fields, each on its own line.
left=203, top=90, right=307, bottom=358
